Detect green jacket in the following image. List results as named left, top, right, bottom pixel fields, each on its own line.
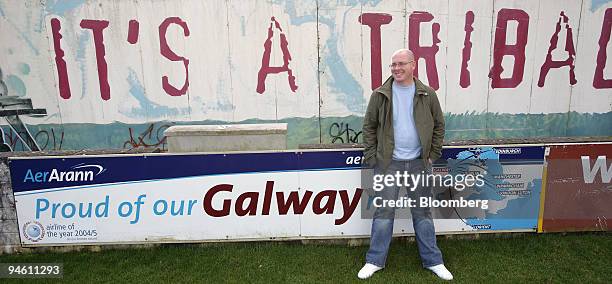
left=362, top=76, right=445, bottom=170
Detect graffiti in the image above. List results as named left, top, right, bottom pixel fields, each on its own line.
left=3, top=128, right=64, bottom=151
left=80, top=19, right=111, bottom=100
left=0, top=68, right=7, bottom=96
left=159, top=17, right=190, bottom=97
left=34, top=128, right=64, bottom=151
left=0, top=66, right=47, bottom=151
left=0, top=1, right=611, bottom=153
left=409, top=11, right=441, bottom=90
left=488, top=9, right=530, bottom=88
left=50, top=6, right=612, bottom=100
left=0, top=128, right=12, bottom=151
left=52, top=16, right=193, bottom=100
left=127, top=19, right=139, bottom=44
left=359, top=13, right=392, bottom=90
left=460, top=11, right=475, bottom=88
left=123, top=123, right=173, bottom=151
left=538, top=12, right=577, bottom=87
left=5, top=130, right=27, bottom=151
left=329, top=122, right=361, bottom=144
left=0, top=69, right=9, bottom=151
left=256, top=17, right=298, bottom=94
left=594, top=8, right=612, bottom=88
left=361, top=8, right=612, bottom=90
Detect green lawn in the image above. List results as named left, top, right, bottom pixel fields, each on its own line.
left=1, top=232, right=611, bottom=283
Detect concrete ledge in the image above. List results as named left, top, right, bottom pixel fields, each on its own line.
left=165, top=123, right=287, bottom=152
left=299, top=143, right=362, bottom=149
left=164, top=124, right=287, bottom=136
left=299, top=136, right=612, bottom=149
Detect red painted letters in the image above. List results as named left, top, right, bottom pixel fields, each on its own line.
left=50, top=18, right=72, bottom=100
left=460, top=11, right=475, bottom=88
left=80, top=20, right=111, bottom=100
left=127, top=20, right=139, bottom=44
left=593, top=8, right=612, bottom=89
left=50, top=9, right=611, bottom=102
left=256, top=17, right=298, bottom=94
left=538, top=12, right=577, bottom=87
left=159, top=17, right=190, bottom=97
left=489, top=9, right=529, bottom=88
left=359, top=13, right=392, bottom=90
left=409, top=12, right=441, bottom=90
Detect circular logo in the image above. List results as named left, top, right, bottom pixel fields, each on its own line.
left=23, top=221, right=45, bottom=242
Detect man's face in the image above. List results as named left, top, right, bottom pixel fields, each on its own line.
left=390, top=52, right=415, bottom=84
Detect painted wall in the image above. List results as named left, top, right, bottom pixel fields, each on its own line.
left=0, top=0, right=610, bottom=151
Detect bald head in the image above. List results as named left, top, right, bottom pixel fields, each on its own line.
left=390, top=49, right=416, bottom=86
left=392, top=49, right=415, bottom=61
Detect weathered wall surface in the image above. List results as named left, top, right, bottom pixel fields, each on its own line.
left=0, top=158, right=18, bottom=253
left=0, top=0, right=610, bottom=151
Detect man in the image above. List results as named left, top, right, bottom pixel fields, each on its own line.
left=358, top=49, right=452, bottom=280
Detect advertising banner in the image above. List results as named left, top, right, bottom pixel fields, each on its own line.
left=9, top=146, right=544, bottom=246
left=434, top=145, right=545, bottom=231
left=540, top=143, right=612, bottom=232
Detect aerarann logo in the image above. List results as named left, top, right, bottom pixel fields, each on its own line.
left=23, top=163, right=107, bottom=183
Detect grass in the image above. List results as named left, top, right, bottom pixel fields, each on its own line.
left=1, top=232, right=611, bottom=283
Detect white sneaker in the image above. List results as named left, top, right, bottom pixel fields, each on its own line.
left=426, top=264, right=453, bottom=280
left=357, top=263, right=383, bottom=279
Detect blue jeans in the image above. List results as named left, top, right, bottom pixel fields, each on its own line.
left=365, top=159, right=443, bottom=268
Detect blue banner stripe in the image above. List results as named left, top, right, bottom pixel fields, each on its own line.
left=13, top=166, right=363, bottom=196
left=9, top=146, right=544, bottom=193
left=9, top=151, right=365, bottom=192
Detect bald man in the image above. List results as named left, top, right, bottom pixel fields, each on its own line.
left=358, top=49, right=452, bottom=280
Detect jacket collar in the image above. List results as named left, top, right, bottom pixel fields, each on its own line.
left=375, top=76, right=428, bottom=99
